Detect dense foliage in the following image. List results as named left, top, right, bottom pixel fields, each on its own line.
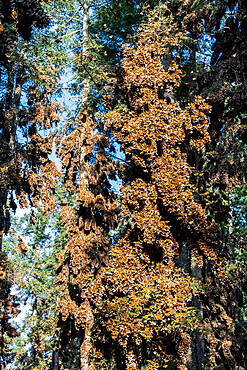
left=0, top=0, right=247, bottom=369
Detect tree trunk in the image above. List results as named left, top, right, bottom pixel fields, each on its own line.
left=190, top=255, right=204, bottom=370
left=81, top=0, right=90, bottom=108
left=79, top=1, right=94, bottom=368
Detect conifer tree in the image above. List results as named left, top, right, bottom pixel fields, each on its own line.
left=4, top=208, right=62, bottom=369
left=0, top=1, right=58, bottom=366
left=89, top=2, right=246, bottom=368
left=169, top=1, right=247, bottom=366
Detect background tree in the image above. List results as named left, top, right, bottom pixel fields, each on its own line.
left=0, top=1, right=56, bottom=367
left=174, top=1, right=247, bottom=367
left=3, top=206, right=65, bottom=369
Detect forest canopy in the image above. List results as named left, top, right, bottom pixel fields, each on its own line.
left=0, top=0, right=247, bottom=369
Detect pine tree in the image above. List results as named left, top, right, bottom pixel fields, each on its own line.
left=172, top=1, right=247, bottom=366
left=3, top=196, right=84, bottom=369
left=90, top=5, right=210, bottom=368
left=0, top=2, right=56, bottom=366
left=3, top=208, right=62, bottom=369
left=89, top=2, right=247, bottom=368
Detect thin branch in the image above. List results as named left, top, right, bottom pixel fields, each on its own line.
left=64, top=6, right=83, bottom=26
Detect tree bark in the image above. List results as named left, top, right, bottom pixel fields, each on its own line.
left=190, top=255, right=204, bottom=370
left=79, top=1, right=94, bottom=368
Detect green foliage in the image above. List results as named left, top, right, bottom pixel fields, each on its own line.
left=89, top=0, right=159, bottom=63
left=3, top=206, right=67, bottom=369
